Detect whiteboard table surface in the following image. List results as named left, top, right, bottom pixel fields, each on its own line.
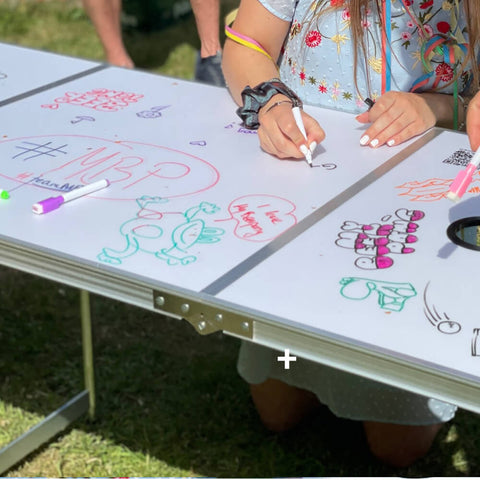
left=0, top=45, right=479, bottom=413
left=0, top=42, right=101, bottom=103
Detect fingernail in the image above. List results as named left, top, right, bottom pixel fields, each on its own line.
left=360, top=135, right=370, bottom=146
left=387, top=139, right=395, bottom=147
left=299, top=144, right=309, bottom=156
left=370, top=138, right=379, bottom=148
left=309, top=141, right=317, bottom=154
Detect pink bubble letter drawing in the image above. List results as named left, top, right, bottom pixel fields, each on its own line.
left=41, top=88, right=144, bottom=111
left=220, top=194, right=297, bottom=242
left=335, top=208, right=425, bottom=270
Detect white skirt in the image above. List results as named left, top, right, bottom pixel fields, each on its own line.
left=237, top=340, right=457, bottom=425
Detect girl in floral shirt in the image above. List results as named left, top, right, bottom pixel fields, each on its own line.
left=222, top=0, right=479, bottom=467
left=224, top=0, right=479, bottom=155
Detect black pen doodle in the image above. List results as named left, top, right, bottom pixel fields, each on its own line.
left=442, top=148, right=473, bottom=167
left=13, top=141, right=68, bottom=161
left=71, top=115, right=95, bottom=124
left=320, top=163, right=337, bottom=170
left=136, top=105, right=170, bottom=119
left=423, top=282, right=461, bottom=334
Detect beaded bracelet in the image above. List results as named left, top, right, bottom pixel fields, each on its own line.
left=237, top=78, right=303, bottom=129
left=263, top=99, right=294, bottom=115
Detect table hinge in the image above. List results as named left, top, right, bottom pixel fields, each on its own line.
left=152, top=290, right=253, bottom=338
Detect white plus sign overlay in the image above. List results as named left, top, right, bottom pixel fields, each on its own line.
left=277, top=349, right=297, bottom=369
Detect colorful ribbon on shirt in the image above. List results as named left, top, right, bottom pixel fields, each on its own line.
left=380, top=0, right=392, bottom=94
left=372, top=0, right=470, bottom=130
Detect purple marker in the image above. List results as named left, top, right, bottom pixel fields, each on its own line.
left=32, top=179, right=110, bottom=214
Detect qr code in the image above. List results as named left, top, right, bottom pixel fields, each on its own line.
left=442, top=148, right=473, bottom=166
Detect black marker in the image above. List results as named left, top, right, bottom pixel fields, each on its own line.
left=364, top=97, right=375, bottom=110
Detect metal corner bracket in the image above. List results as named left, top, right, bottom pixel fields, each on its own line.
left=152, top=290, right=253, bottom=338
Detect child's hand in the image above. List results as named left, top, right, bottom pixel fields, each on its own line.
left=467, top=91, right=480, bottom=150
left=355, top=91, right=436, bottom=148
left=258, top=98, right=325, bottom=160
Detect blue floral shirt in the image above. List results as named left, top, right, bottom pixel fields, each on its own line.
left=259, top=0, right=472, bottom=113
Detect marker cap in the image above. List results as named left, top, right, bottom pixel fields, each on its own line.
left=447, top=163, right=476, bottom=202
left=32, top=196, right=64, bottom=214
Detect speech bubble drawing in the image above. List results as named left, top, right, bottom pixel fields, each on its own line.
left=222, top=194, right=297, bottom=242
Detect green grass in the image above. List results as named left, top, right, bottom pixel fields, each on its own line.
left=2, top=266, right=480, bottom=477
left=1, top=1, right=480, bottom=477
left=0, top=0, right=201, bottom=79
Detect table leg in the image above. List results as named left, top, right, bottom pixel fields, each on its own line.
left=0, top=289, right=95, bottom=474
left=80, top=289, right=95, bottom=419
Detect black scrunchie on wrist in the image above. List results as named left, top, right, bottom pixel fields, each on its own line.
left=236, top=78, right=303, bottom=129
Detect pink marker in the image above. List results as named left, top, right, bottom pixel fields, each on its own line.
left=32, top=179, right=110, bottom=214
left=447, top=149, right=480, bottom=202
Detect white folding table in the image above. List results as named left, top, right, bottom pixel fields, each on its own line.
left=1, top=41, right=479, bottom=474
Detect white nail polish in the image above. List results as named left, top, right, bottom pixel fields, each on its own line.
left=360, top=135, right=370, bottom=146
left=309, top=141, right=317, bottom=154
left=387, top=139, right=395, bottom=146
left=370, top=138, right=379, bottom=148
left=299, top=144, right=309, bottom=156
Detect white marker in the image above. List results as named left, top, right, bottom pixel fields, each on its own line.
left=292, top=106, right=313, bottom=167
left=32, top=179, right=110, bottom=214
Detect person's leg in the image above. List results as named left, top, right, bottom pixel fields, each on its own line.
left=194, top=52, right=225, bottom=86
left=250, top=377, right=443, bottom=467
left=249, top=378, right=320, bottom=432
left=363, top=421, right=443, bottom=468
left=190, top=0, right=226, bottom=86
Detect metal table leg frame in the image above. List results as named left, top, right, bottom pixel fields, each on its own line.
left=0, top=289, right=95, bottom=474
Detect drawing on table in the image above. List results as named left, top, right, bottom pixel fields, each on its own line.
left=23, top=175, right=82, bottom=193
left=335, top=208, right=424, bottom=270
left=396, top=178, right=454, bottom=202
left=442, top=148, right=474, bottom=167
left=216, top=194, right=297, bottom=242
left=0, top=72, right=7, bottom=80
left=423, top=281, right=461, bottom=334
left=136, top=105, right=170, bottom=119
left=339, top=277, right=417, bottom=312
left=41, top=88, right=144, bottom=111
left=97, top=196, right=225, bottom=266
left=320, top=163, right=337, bottom=170
left=472, top=328, right=480, bottom=356
left=13, top=140, right=68, bottom=161
left=190, top=141, right=207, bottom=146
left=0, top=135, right=220, bottom=200
left=224, top=121, right=258, bottom=135
left=71, top=115, right=95, bottom=124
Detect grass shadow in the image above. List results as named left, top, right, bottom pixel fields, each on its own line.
left=1, top=266, right=480, bottom=477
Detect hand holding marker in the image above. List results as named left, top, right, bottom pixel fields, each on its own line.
left=32, top=179, right=110, bottom=214
left=447, top=149, right=480, bottom=202
left=292, top=106, right=313, bottom=167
